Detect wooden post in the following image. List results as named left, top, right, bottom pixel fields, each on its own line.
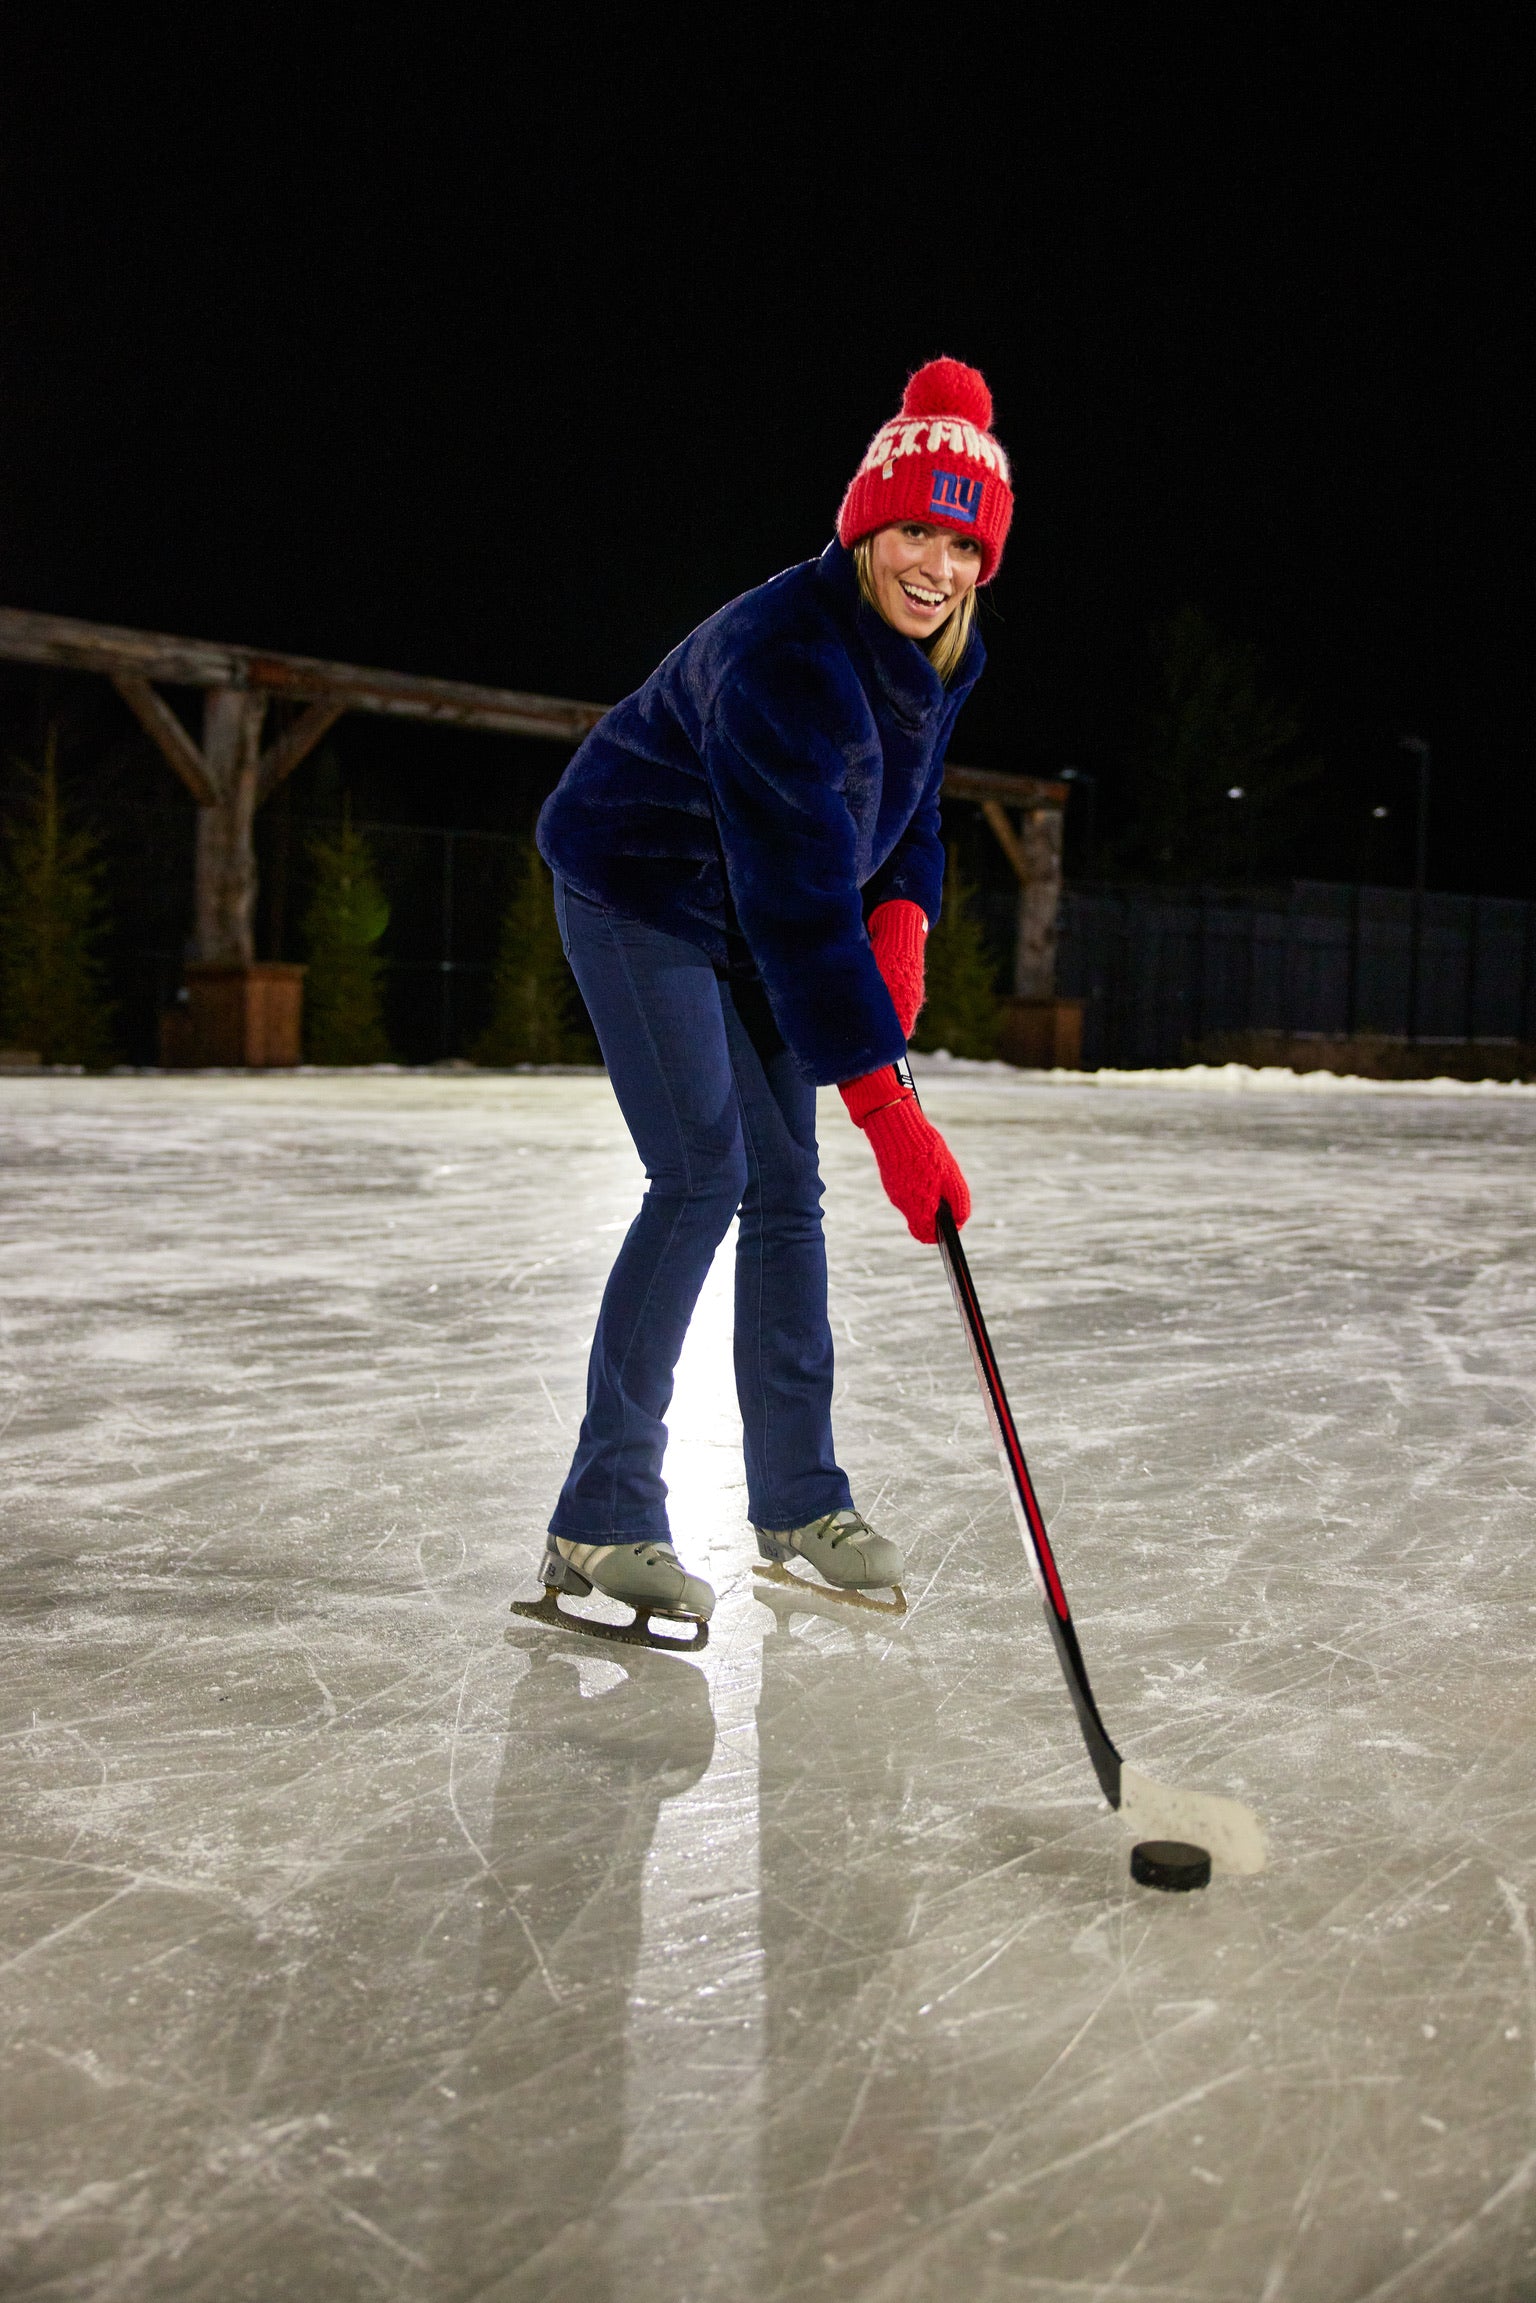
left=946, top=766, right=1080, bottom=1068
left=1014, top=802, right=1065, bottom=999
left=111, top=673, right=339, bottom=967
left=112, top=674, right=334, bottom=1058
left=195, top=688, right=267, bottom=964
left=0, top=602, right=613, bottom=1067
left=968, top=778, right=1068, bottom=993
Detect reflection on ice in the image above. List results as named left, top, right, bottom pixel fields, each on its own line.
left=2, top=1070, right=1535, bottom=2301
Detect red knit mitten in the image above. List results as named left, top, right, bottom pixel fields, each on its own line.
left=838, top=1067, right=972, bottom=1245
left=867, top=899, right=928, bottom=1039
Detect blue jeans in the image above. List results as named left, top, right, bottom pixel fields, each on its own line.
left=550, top=879, right=853, bottom=1544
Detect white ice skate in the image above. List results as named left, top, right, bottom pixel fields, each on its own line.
left=512, top=1537, right=715, bottom=1652
left=752, top=1507, right=908, bottom=1617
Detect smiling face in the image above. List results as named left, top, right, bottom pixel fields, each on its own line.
left=866, top=520, right=983, bottom=640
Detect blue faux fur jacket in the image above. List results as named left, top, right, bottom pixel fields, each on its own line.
left=536, top=540, right=984, bottom=1083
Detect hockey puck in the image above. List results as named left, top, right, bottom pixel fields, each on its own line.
left=1130, top=1840, right=1212, bottom=1893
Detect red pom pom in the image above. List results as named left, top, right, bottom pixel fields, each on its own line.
left=900, top=357, right=993, bottom=429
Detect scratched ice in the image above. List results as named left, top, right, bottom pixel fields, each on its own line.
left=2, top=1065, right=1536, bottom=2301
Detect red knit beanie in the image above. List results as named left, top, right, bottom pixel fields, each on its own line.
left=837, top=357, right=1013, bottom=582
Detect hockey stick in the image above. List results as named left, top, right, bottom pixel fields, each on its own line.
left=913, top=1074, right=1265, bottom=1873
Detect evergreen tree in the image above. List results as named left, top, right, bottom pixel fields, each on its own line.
left=910, top=852, right=1001, bottom=1059
left=1115, top=606, right=1321, bottom=882
left=302, top=804, right=393, bottom=1063
left=473, top=839, right=596, bottom=1066
left=0, top=733, right=114, bottom=1064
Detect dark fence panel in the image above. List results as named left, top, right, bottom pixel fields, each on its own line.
left=1355, top=889, right=1413, bottom=1037
left=1476, top=901, right=1533, bottom=1040
left=1057, top=881, right=1536, bottom=1069
left=124, top=830, right=1536, bottom=1074
left=125, top=819, right=527, bottom=1065
left=356, top=823, right=517, bottom=1063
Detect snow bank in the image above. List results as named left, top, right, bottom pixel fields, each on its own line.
left=908, top=1049, right=1536, bottom=1097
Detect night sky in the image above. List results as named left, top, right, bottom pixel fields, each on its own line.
left=1, top=10, right=1532, bottom=894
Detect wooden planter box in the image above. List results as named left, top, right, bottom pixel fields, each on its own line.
left=160, top=963, right=306, bottom=1068
left=998, top=996, right=1083, bottom=1071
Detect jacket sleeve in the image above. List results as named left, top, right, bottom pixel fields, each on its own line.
left=859, top=748, right=947, bottom=924
left=705, top=643, right=908, bottom=1085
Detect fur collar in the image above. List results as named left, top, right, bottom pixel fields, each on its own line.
left=813, top=539, right=984, bottom=731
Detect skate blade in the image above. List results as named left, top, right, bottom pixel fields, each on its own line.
left=1119, top=1764, right=1267, bottom=1876
left=510, top=1587, right=709, bottom=1654
left=751, top=1561, right=908, bottom=1618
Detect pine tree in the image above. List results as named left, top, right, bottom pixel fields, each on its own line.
left=909, top=851, right=1001, bottom=1060
left=473, top=839, right=595, bottom=1066
left=302, top=804, right=393, bottom=1063
left=1116, top=606, right=1321, bottom=882
left=0, top=733, right=114, bottom=1065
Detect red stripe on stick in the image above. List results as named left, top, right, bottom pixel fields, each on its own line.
left=955, top=1254, right=1072, bottom=1622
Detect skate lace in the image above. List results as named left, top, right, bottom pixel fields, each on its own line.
left=633, top=1543, right=678, bottom=1569
left=821, top=1511, right=870, bottom=1549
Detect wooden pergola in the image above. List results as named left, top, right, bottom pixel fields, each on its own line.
left=0, top=606, right=1076, bottom=1066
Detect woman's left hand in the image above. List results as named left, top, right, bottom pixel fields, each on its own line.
left=838, top=1066, right=971, bottom=1244
left=868, top=900, right=928, bottom=1040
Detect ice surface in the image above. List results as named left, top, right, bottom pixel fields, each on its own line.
left=2, top=1069, right=1535, bottom=2301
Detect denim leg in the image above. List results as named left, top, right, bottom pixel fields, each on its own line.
left=549, top=882, right=747, bottom=1542
left=721, top=974, right=853, bottom=1530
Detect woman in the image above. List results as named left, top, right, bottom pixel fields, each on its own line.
left=532, top=358, right=1012, bottom=1636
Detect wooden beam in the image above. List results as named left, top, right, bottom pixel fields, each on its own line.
left=244, top=656, right=607, bottom=743
left=111, top=673, right=218, bottom=805
left=2, top=607, right=241, bottom=686
left=10, top=613, right=1078, bottom=773
left=943, top=763, right=1069, bottom=809
left=1, top=606, right=608, bottom=744
left=980, top=798, right=1029, bottom=886
left=257, top=699, right=347, bottom=807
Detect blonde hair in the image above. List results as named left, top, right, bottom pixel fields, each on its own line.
left=852, top=532, right=978, bottom=682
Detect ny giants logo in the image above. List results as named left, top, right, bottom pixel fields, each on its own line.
left=930, top=469, right=983, bottom=524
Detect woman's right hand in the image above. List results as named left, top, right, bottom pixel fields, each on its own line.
left=838, top=1067, right=971, bottom=1244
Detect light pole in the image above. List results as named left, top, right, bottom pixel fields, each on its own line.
left=1400, top=736, right=1432, bottom=1043
left=1226, top=785, right=1256, bottom=887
